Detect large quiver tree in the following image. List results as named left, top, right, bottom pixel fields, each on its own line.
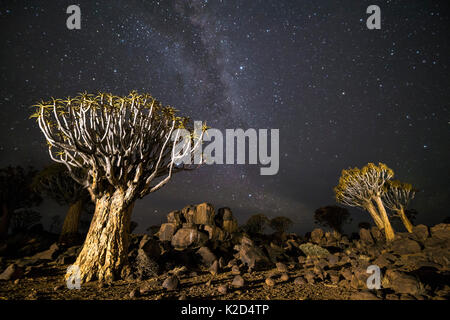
left=33, top=91, right=204, bottom=283
left=32, top=163, right=90, bottom=245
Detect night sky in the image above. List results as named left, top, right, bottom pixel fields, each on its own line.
left=0, top=1, right=449, bottom=235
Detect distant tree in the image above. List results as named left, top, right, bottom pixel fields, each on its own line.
left=49, top=214, right=62, bottom=234
left=358, top=222, right=372, bottom=230
left=334, top=163, right=395, bottom=242
left=32, top=163, right=90, bottom=245
left=269, top=216, right=293, bottom=234
left=382, top=180, right=416, bottom=233
left=10, top=209, right=42, bottom=234
left=314, top=205, right=351, bottom=234
left=243, top=214, right=269, bottom=234
left=0, top=166, right=42, bottom=240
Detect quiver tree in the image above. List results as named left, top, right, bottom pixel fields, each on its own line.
left=33, top=91, right=205, bottom=283
left=0, top=166, right=42, bottom=240
left=10, top=208, right=42, bottom=234
left=314, top=205, right=351, bottom=234
left=334, top=162, right=395, bottom=241
left=382, top=180, right=416, bottom=233
left=32, top=163, right=91, bottom=245
left=269, top=216, right=293, bottom=234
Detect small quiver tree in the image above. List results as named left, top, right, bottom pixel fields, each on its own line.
left=334, top=162, right=395, bottom=241
left=32, top=163, right=90, bottom=245
left=382, top=180, right=416, bottom=233
left=33, top=91, right=205, bottom=283
left=0, top=166, right=42, bottom=240
left=243, top=214, right=269, bottom=235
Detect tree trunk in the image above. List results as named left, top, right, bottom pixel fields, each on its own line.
left=365, top=201, right=384, bottom=230
left=0, top=203, right=11, bottom=240
left=65, top=189, right=134, bottom=283
left=59, top=199, right=84, bottom=246
left=374, top=196, right=395, bottom=242
left=398, top=207, right=413, bottom=233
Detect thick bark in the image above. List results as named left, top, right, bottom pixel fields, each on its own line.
left=65, top=189, right=134, bottom=283
left=0, top=203, right=11, bottom=240
left=365, top=201, right=384, bottom=230
left=374, top=196, right=395, bottom=242
left=59, top=199, right=83, bottom=246
left=398, top=207, right=413, bottom=233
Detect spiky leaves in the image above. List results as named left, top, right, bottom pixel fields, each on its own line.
left=383, top=180, right=416, bottom=232
left=33, top=91, right=205, bottom=205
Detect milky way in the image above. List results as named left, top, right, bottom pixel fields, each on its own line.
left=0, top=1, right=449, bottom=234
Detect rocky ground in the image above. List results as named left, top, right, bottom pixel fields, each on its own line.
left=0, top=203, right=449, bottom=300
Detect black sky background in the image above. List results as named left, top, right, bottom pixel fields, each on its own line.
left=0, top=0, right=449, bottom=235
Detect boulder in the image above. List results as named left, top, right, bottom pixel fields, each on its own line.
left=412, top=225, right=429, bottom=242
left=31, top=243, right=60, bottom=260
left=135, top=248, right=159, bottom=279
left=370, top=227, right=384, bottom=243
left=390, top=238, right=421, bottom=255
left=236, top=238, right=271, bottom=270
left=430, top=224, right=450, bottom=241
left=181, top=205, right=196, bottom=224
left=0, top=264, right=24, bottom=281
left=159, top=223, right=177, bottom=242
left=359, top=228, right=374, bottom=245
left=310, top=228, right=324, bottom=244
left=193, top=203, right=215, bottom=226
left=171, top=228, right=208, bottom=249
left=196, top=246, right=217, bottom=266
left=382, top=270, right=423, bottom=296
left=162, top=275, right=179, bottom=291
left=167, top=210, right=183, bottom=227
left=350, top=291, right=380, bottom=300
left=139, top=237, right=161, bottom=259
left=276, top=262, right=288, bottom=273
left=232, top=275, right=244, bottom=288
left=216, top=207, right=238, bottom=234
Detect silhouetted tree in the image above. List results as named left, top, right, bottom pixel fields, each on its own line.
left=269, top=216, right=293, bottom=234
left=10, top=209, right=41, bottom=234
left=314, top=205, right=351, bottom=234
left=0, top=166, right=42, bottom=239
left=32, top=163, right=91, bottom=245
left=243, top=214, right=269, bottom=234
left=33, top=91, right=204, bottom=283
left=383, top=180, right=416, bottom=233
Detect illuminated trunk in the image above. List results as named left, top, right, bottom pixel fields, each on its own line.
left=65, top=189, right=134, bottom=283
left=365, top=201, right=384, bottom=230
left=59, top=199, right=83, bottom=245
left=374, top=196, right=395, bottom=242
left=0, top=203, right=11, bottom=240
left=398, top=207, right=413, bottom=233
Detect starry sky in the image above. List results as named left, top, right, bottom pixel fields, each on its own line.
left=0, top=0, right=449, bottom=235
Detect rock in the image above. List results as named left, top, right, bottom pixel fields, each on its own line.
left=159, top=223, right=177, bottom=242
left=167, top=210, right=183, bottom=227
left=412, top=225, right=429, bottom=242
left=139, top=237, right=161, bottom=259
left=218, top=257, right=226, bottom=269
left=31, top=243, right=60, bottom=260
left=265, top=277, right=275, bottom=287
left=129, top=288, right=140, bottom=298
left=232, top=275, right=244, bottom=288
left=216, top=207, right=238, bottom=234
left=231, top=265, right=241, bottom=275
left=135, top=248, right=159, bottom=279
left=382, top=270, right=423, bottom=296
left=280, top=273, right=289, bottom=281
left=294, top=277, right=306, bottom=285
left=209, top=260, right=219, bottom=276
left=218, top=284, right=228, bottom=294
left=237, top=240, right=271, bottom=270
left=370, top=227, right=384, bottom=243
left=169, top=266, right=188, bottom=277
left=171, top=228, right=208, bottom=249
left=359, top=228, right=374, bottom=245
left=53, top=284, right=64, bottom=291
left=162, top=275, right=179, bottom=291
left=327, top=270, right=340, bottom=284
left=304, top=270, right=315, bottom=284
left=276, top=262, right=288, bottom=273
left=299, top=243, right=330, bottom=258
left=391, top=238, right=421, bottom=255
left=340, top=268, right=353, bottom=281
left=327, top=254, right=339, bottom=267
left=350, top=291, right=380, bottom=300
left=311, top=228, right=324, bottom=244
left=193, top=203, right=215, bottom=225
left=178, top=294, right=187, bottom=300
left=203, top=225, right=225, bottom=241
left=0, top=264, right=24, bottom=281
left=430, top=224, right=450, bottom=241
left=196, top=247, right=217, bottom=266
